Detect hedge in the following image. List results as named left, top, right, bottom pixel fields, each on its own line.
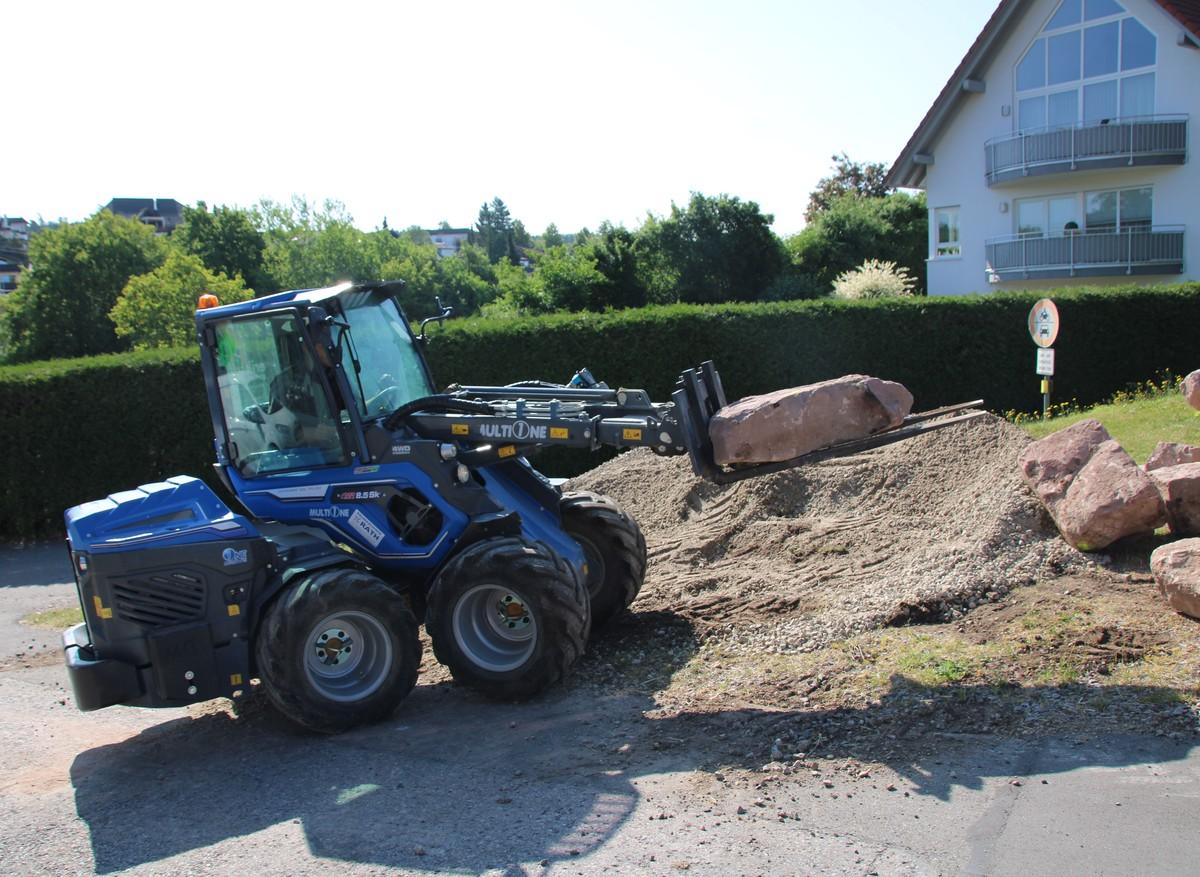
left=3, top=282, right=1197, bottom=540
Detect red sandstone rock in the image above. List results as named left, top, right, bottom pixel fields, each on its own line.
left=1145, top=442, right=1200, bottom=472
left=1147, top=462, right=1200, bottom=536
left=1184, top=370, right=1200, bottom=411
left=708, top=375, right=913, bottom=466
left=1018, top=419, right=1166, bottom=551
left=1150, top=539, right=1200, bottom=620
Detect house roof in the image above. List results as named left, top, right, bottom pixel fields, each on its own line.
left=104, top=198, right=185, bottom=225
left=885, top=0, right=1200, bottom=189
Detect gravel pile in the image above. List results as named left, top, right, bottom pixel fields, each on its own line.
left=569, top=413, right=1084, bottom=653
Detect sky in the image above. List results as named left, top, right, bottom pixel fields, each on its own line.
left=7, top=0, right=998, bottom=238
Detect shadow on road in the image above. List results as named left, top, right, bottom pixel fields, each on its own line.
left=0, top=541, right=72, bottom=588
left=69, top=612, right=1197, bottom=875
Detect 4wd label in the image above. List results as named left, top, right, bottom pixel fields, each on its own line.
left=348, top=509, right=385, bottom=547
left=479, top=421, right=548, bottom=441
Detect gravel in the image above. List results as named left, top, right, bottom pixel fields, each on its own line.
left=569, top=413, right=1085, bottom=653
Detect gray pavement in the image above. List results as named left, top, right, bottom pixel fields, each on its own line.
left=1, top=543, right=1197, bottom=876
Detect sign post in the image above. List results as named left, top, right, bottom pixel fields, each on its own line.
left=1028, top=299, right=1059, bottom=420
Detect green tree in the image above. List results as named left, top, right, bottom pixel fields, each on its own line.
left=110, top=252, right=252, bottom=349
left=475, top=197, right=518, bottom=264
left=431, top=243, right=498, bottom=316
left=543, top=223, right=563, bottom=248
left=511, top=219, right=532, bottom=249
left=174, top=202, right=274, bottom=293
left=637, top=193, right=785, bottom=304
left=786, top=192, right=927, bottom=294
left=535, top=246, right=605, bottom=312
left=583, top=224, right=647, bottom=310
left=805, top=153, right=891, bottom=222
left=0, top=211, right=168, bottom=362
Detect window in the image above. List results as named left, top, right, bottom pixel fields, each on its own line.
left=1016, top=195, right=1081, bottom=237
left=1014, top=0, right=1155, bottom=129
left=1015, top=187, right=1151, bottom=237
left=1085, top=186, right=1152, bottom=231
left=214, top=312, right=348, bottom=476
left=934, top=207, right=961, bottom=257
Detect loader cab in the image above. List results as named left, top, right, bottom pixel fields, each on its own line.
left=196, top=282, right=436, bottom=479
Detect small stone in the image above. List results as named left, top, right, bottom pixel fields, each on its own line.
left=414, top=846, right=426, bottom=856
left=617, top=743, right=633, bottom=754
left=496, top=797, right=513, bottom=804
left=736, top=805, right=747, bottom=815
left=886, top=783, right=897, bottom=792
left=1009, top=780, right=1022, bottom=787
left=822, top=780, right=834, bottom=789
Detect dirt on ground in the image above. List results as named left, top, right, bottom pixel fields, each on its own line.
left=561, top=413, right=1200, bottom=759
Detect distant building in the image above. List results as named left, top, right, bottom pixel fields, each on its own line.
left=103, top=198, right=185, bottom=234
left=426, top=228, right=471, bottom=258
left=0, top=259, right=20, bottom=294
left=0, top=217, right=30, bottom=242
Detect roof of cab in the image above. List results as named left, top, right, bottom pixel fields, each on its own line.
left=196, top=281, right=356, bottom=320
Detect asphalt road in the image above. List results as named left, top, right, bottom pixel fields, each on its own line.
left=1, top=542, right=1197, bottom=876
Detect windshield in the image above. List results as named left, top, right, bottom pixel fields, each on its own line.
left=213, top=311, right=347, bottom=476
left=340, top=294, right=434, bottom=419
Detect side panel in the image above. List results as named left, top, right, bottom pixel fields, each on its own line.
left=230, top=443, right=478, bottom=574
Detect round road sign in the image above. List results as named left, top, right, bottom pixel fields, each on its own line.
left=1028, top=299, right=1059, bottom=348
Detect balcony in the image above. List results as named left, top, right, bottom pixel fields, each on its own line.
left=984, top=226, right=1185, bottom=280
left=984, top=115, right=1188, bottom=186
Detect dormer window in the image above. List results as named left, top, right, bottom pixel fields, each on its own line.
left=1014, top=0, right=1156, bottom=132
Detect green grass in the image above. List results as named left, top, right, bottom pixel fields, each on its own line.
left=21, top=606, right=83, bottom=629
left=1018, top=381, right=1200, bottom=463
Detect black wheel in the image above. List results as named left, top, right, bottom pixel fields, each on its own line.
left=425, top=537, right=589, bottom=700
left=560, top=491, right=647, bottom=632
left=255, top=566, right=422, bottom=733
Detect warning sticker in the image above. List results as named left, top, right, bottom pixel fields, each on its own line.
left=452, top=423, right=470, bottom=436
left=622, top=428, right=642, bottom=441
left=347, top=509, right=385, bottom=547
left=550, top=427, right=569, bottom=440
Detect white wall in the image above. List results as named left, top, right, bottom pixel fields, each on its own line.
left=923, top=0, right=1200, bottom=295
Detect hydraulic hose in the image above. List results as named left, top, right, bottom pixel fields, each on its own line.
left=383, top=395, right=495, bottom=431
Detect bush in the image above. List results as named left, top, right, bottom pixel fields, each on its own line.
left=4, top=282, right=1198, bottom=539
left=833, top=259, right=916, bottom=300
left=111, top=253, right=253, bottom=349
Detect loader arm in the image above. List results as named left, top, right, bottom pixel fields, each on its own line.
left=388, top=362, right=988, bottom=483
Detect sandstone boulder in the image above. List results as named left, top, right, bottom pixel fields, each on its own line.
left=1018, top=418, right=1166, bottom=551
left=1150, top=539, right=1200, bottom=620
left=1183, top=370, right=1200, bottom=411
left=1145, top=441, right=1200, bottom=471
left=1147, top=462, right=1200, bottom=536
left=708, top=374, right=913, bottom=466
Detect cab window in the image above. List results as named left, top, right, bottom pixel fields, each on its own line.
left=213, top=312, right=348, bottom=476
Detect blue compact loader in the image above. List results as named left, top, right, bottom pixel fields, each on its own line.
left=61, top=281, right=983, bottom=732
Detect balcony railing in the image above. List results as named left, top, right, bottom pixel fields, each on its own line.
left=984, top=115, right=1188, bottom=186
left=984, top=226, right=1185, bottom=279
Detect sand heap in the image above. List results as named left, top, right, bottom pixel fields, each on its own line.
left=568, top=413, right=1083, bottom=653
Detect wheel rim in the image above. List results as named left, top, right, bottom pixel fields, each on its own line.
left=574, top=533, right=607, bottom=601
left=303, top=610, right=393, bottom=703
left=451, top=584, right=537, bottom=672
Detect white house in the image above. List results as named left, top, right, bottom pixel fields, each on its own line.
left=887, top=0, right=1200, bottom=296
left=426, top=228, right=471, bottom=259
